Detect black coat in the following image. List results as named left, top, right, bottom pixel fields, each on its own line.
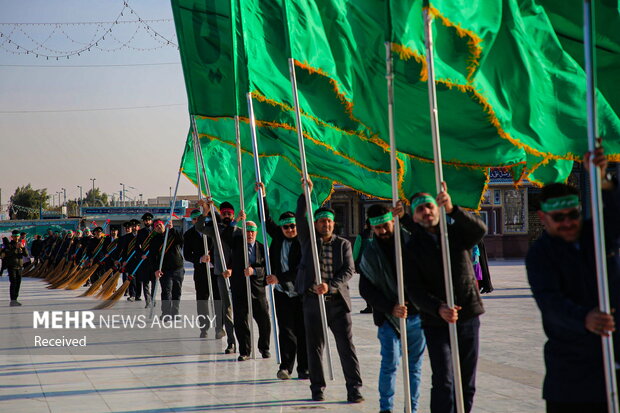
left=295, top=195, right=355, bottom=312
left=0, top=240, right=28, bottom=269
left=30, top=239, right=44, bottom=257
left=148, top=229, right=184, bottom=271
left=405, top=205, right=486, bottom=327
left=224, top=227, right=267, bottom=298
left=183, top=226, right=213, bottom=266
left=526, top=186, right=620, bottom=403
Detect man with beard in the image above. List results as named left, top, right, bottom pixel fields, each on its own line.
left=405, top=184, right=486, bottom=413
left=296, top=179, right=363, bottom=403
left=183, top=209, right=218, bottom=338
left=195, top=200, right=237, bottom=354
left=1, top=230, right=28, bottom=306
left=257, top=182, right=309, bottom=379
left=359, top=203, right=426, bottom=413
left=222, top=217, right=274, bottom=361
left=526, top=148, right=619, bottom=413
left=150, top=219, right=185, bottom=317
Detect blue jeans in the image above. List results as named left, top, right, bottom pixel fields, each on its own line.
left=377, top=314, right=426, bottom=412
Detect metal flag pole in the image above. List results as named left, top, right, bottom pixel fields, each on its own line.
left=149, top=162, right=183, bottom=320
left=423, top=9, right=465, bottom=413
left=385, top=42, right=412, bottom=413
left=288, top=59, right=334, bottom=380
left=583, top=1, right=619, bottom=411
left=246, top=93, right=281, bottom=363
left=190, top=115, right=236, bottom=325
left=190, top=125, right=216, bottom=325
left=235, top=115, right=256, bottom=359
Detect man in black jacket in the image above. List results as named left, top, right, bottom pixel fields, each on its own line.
left=296, top=179, right=363, bottom=403
left=405, top=184, right=486, bottom=413
left=136, top=213, right=156, bottom=307
left=30, top=235, right=44, bottom=266
left=150, top=219, right=185, bottom=317
left=258, top=182, right=309, bottom=380
left=526, top=149, right=619, bottom=413
left=222, top=217, right=273, bottom=361
left=183, top=209, right=218, bottom=338
left=359, top=203, right=426, bottom=413
left=1, top=230, right=28, bottom=306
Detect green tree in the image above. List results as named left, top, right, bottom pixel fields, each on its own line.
left=84, top=188, right=109, bottom=206
left=9, top=185, right=49, bottom=219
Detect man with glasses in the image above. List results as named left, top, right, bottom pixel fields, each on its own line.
left=257, top=182, right=309, bottom=380
left=526, top=148, right=619, bottom=413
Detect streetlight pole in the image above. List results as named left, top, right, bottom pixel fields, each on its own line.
left=61, top=188, right=66, bottom=206
left=120, top=183, right=125, bottom=206
left=139, top=193, right=143, bottom=206
left=77, top=185, right=83, bottom=213
left=90, top=178, right=96, bottom=198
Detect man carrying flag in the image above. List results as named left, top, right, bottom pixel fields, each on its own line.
left=359, top=203, right=426, bottom=413
left=526, top=148, right=619, bottom=413
left=150, top=219, right=185, bottom=318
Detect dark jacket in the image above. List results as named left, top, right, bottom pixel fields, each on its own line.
left=183, top=226, right=211, bottom=266
left=149, top=229, right=184, bottom=272
left=225, top=228, right=267, bottom=298
left=31, top=239, right=44, bottom=257
left=359, top=226, right=418, bottom=334
left=526, top=186, right=620, bottom=403
left=264, top=197, right=301, bottom=296
left=195, top=213, right=236, bottom=275
left=295, top=195, right=355, bottom=312
left=0, top=240, right=28, bottom=269
left=405, top=205, right=486, bottom=327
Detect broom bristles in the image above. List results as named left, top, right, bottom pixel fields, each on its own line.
left=92, top=280, right=130, bottom=310
left=66, top=267, right=97, bottom=290
left=48, top=264, right=77, bottom=289
left=45, top=260, right=65, bottom=281
left=79, top=267, right=108, bottom=297
left=95, top=272, right=120, bottom=299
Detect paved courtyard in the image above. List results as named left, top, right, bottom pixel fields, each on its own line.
left=0, top=260, right=546, bottom=412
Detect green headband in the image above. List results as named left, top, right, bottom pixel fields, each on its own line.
left=540, top=195, right=580, bottom=212
left=246, top=225, right=258, bottom=232
left=190, top=211, right=202, bottom=219
left=411, top=195, right=437, bottom=210
left=315, top=211, right=335, bottom=221
left=369, top=212, right=393, bottom=226
left=279, top=217, right=296, bottom=226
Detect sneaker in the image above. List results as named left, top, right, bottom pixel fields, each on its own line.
left=277, top=369, right=291, bottom=380
left=311, top=391, right=325, bottom=402
left=260, top=350, right=271, bottom=359
left=360, top=306, right=373, bottom=314
left=224, top=344, right=236, bottom=354
left=135, top=298, right=142, bottom=301
left=347, top=392, right=364, bottom=403
left=298, top=371, right=310, bottom=380
left=9, top=300, right=22, bottom=307
left=199, top=330, right=207, bottom=339
left=237, top=355, right=250, bottom=361
left=127, top=297, right=135, bottom=302
left=215, top=330, right=226, bottom=340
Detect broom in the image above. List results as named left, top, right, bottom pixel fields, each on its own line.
left=95, top=271, right=120, bottom=299
left=47, top=262, right=76, bottom=289
left=45, top=259, right=68, bottom=282
left=93, top=251, right=149, bottom=310
left=80, top=264, right=108, bottom=297
left=67, top=266, right=110, bottom=290
left=50, top=263, right=84, bottom=289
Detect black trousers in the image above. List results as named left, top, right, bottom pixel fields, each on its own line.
left=159, top=267, right=184, bottom=316
left=231, top=283, right=271, bottom=357
left=275, top=290, right=308, bottom=374
left=8, top=268, right=22, bottom=301
left=303, top=293, right=362, bottom=395
left=424, top=316, right=480, bottom=413
left=138, top=265, right=155, bottom=305
left=193, top=264, right=220, bottom=333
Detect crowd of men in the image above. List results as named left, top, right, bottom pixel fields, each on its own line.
left=1, top=148, right=618, bottom=413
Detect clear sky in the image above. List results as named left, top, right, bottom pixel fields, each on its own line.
left=0, top=0, right=199, bottom=208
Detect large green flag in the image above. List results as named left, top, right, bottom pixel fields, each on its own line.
left=172, top=0, right=620, bottom=217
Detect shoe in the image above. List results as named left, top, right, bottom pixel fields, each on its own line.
left=127, top=297, right=135, bottom=302
left=260, top=350, right=271, bottom=359
left=9, top=301, right=22, bottom=307
left=360, top=306, right=373, bottom=314
left=277, top=369, right=291, bottom=380
left=215, top=330, right=226, bottom=340
left=135, top=298, right=142, bottom=301
left=225, top=344, right=236, bottom=354
left=199, top=331, right=207, bottom=339
left=311, top=391, right=325, bottom=402
left=379, top=410, right=392, bottom=413
left=347, top=392, right=364, bottom=403
left=298, top=371, right=310, bottom=380
left=237, top=355, right=250, bottom=361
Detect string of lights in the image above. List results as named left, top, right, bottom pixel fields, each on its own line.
left=0, top=1, right=178, bottom=59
